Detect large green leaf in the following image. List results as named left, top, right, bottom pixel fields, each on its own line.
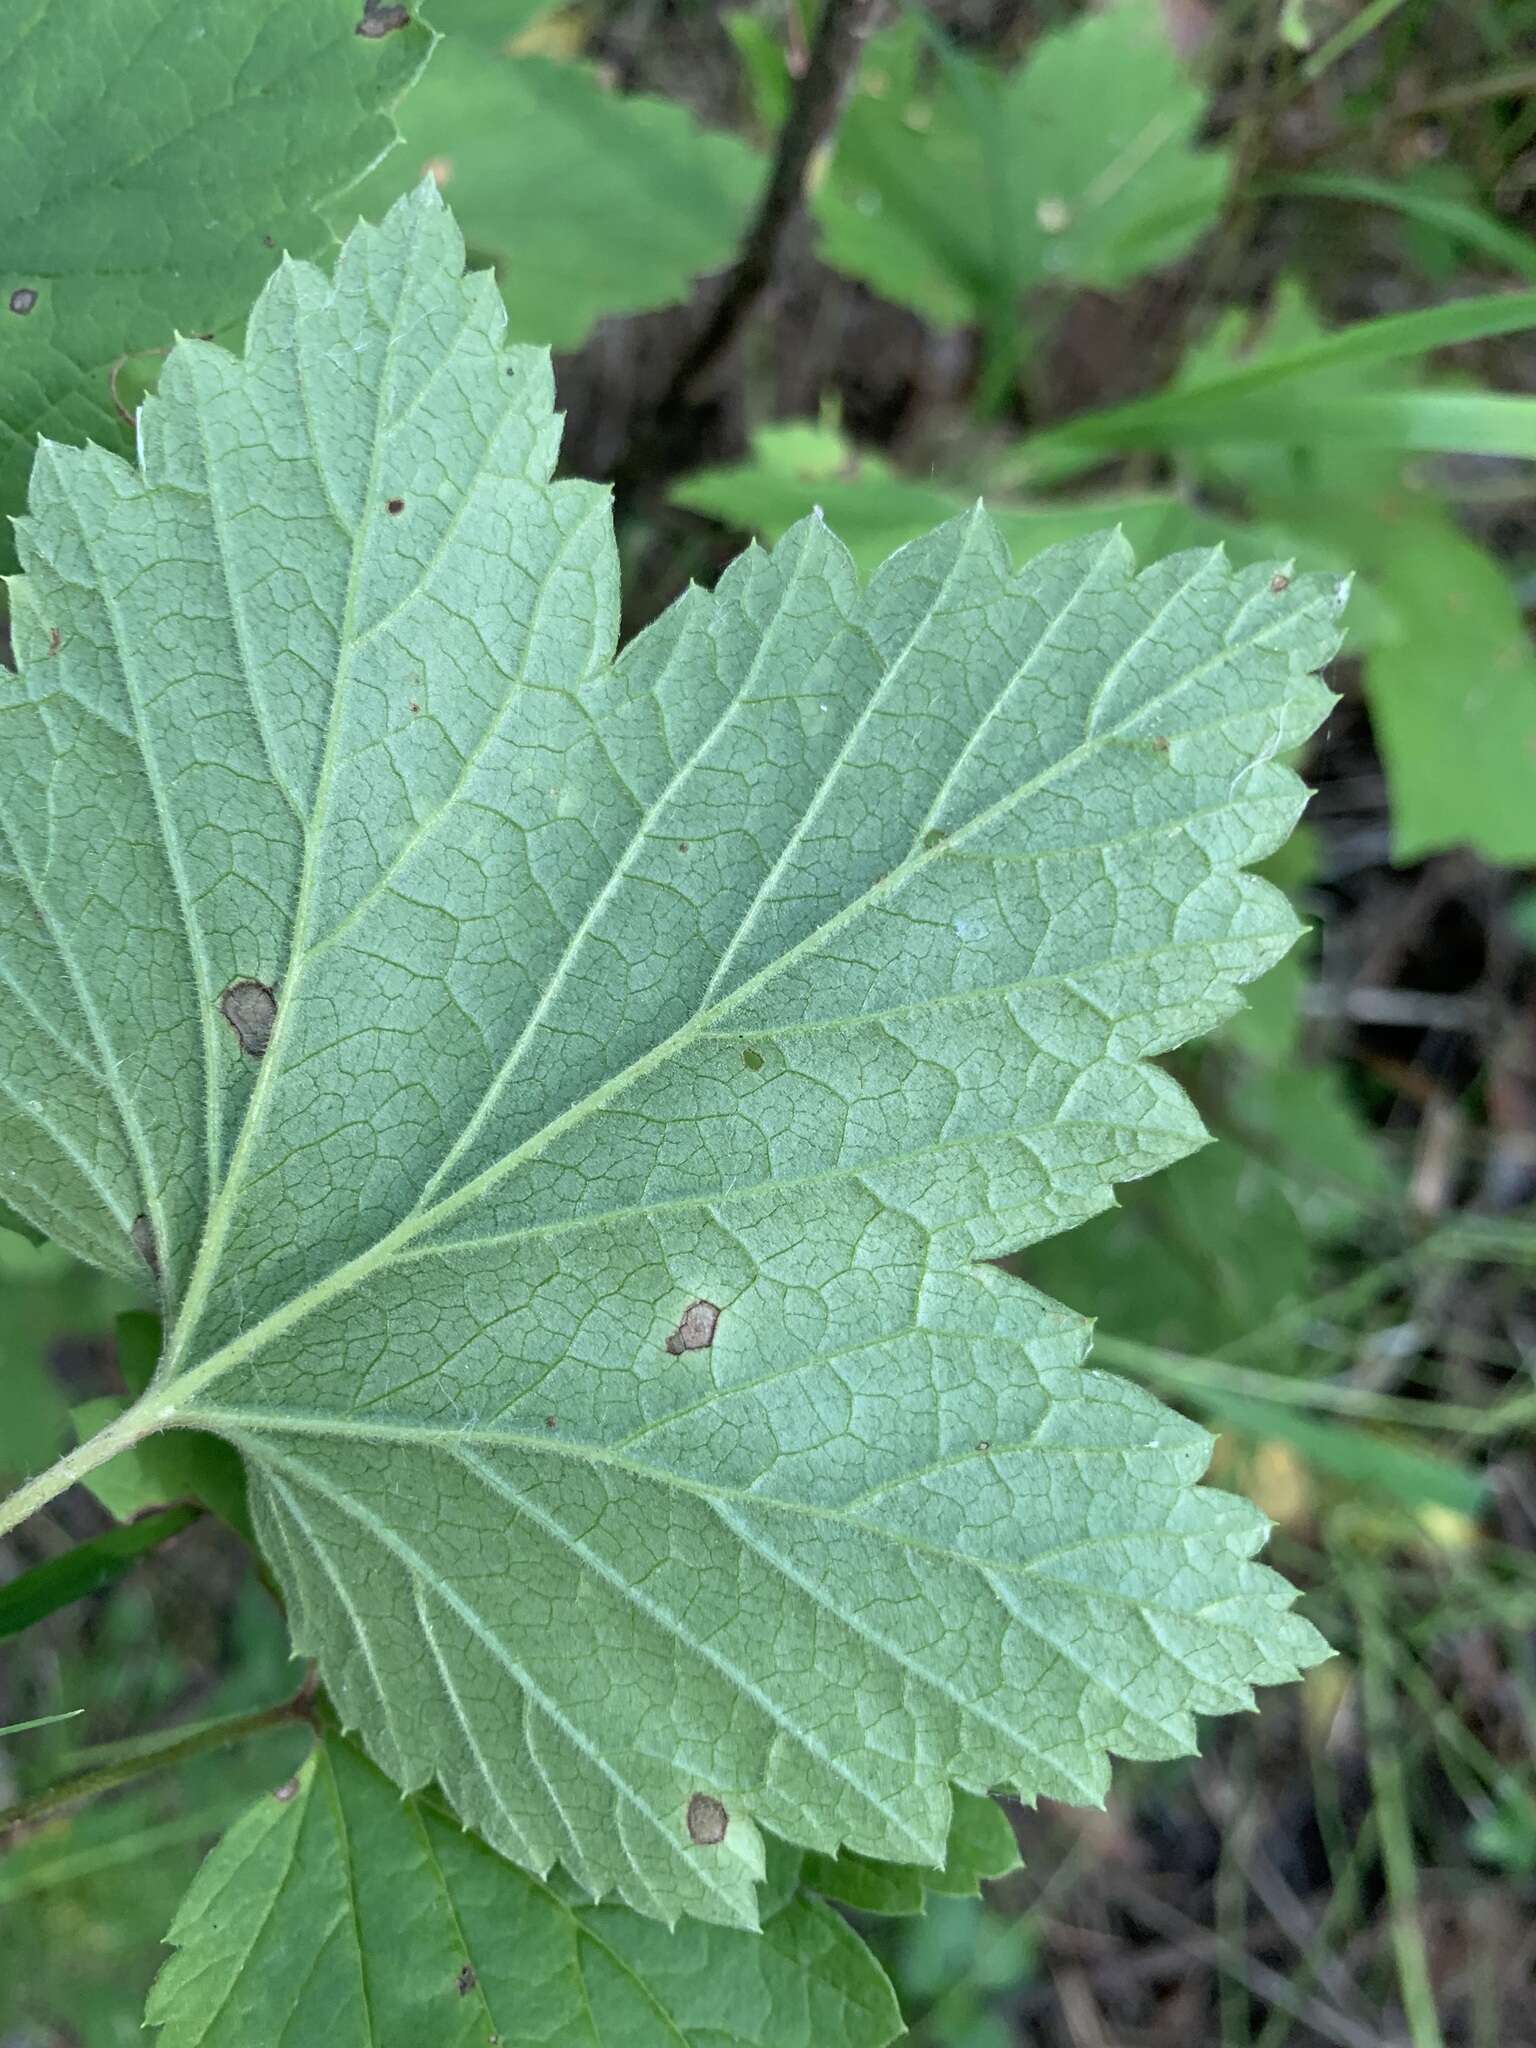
left=147, top=1733, right=901, bottom=2048
left=814, top=3, right=1227, bottom=329
left=343, top=31, right=762, bottom=349
left=2, top=185, right=1335, bottom=1930
left=0, top=0, right=428, bottom=574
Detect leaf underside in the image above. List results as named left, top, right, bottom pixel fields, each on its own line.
left=147, top=1733, right=902, bottom=2048
left=1, top=184, right=1338, bottom=1929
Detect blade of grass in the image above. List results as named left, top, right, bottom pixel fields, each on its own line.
left=1298, top=0, right=1412, bottom=84
left=0, top=1505, right=200, bottom=1641
left=1268, top=173, right=1536, bottom=285
left=1089, top=1330, right=1536, bottom=1437
left=996, top=288, right=1536, bottom=483
left=0, top=1709, right=84, bottom=1738
left=1357, top=1585, right=1449, bottom=2048
left=0, top=1804, right=235, bottom=1907
left=1194, top=1387, right=1485, bottom=1514
left=1014, top=386, right=1536, bottom=478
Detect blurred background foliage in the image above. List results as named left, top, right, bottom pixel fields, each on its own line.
left=5, top=0, right=1536, bottom=2042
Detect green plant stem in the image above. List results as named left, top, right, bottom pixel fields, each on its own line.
left=0, top=1390, right=169, bottom=1542
left=1298, top=0, right=1410, bottom=84
left=0, top=1504, right=201, bottom=1640
left=1089, top=1330, right=1536, bottom=1436
left=1358, top=1594, right=1447, bottom=2048
left=0, top=1690, right=312, bottom=1838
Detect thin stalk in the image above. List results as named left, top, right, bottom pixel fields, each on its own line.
left=0, top=1688, right=313, bottom=1838
left=0, top=1390, right=170, bottom=1542
left=1358, top=1593, right=1447, bottom=2048
left=1089, top=1330, right=1536, bottom=1436
left=1298, top=0, right=1411, bottom=85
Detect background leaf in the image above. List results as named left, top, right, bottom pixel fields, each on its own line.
left=801, top=1788, right=1021, bottom=1917
left=813, top=3, right=1228, bottom=330
left=147, top=1732, right=902, bottom=2048
left=671, top=418, right=1231, bottom=577
left=344, top=26, right=762, bottom=348
left=0, top=0, right=429, bottom=573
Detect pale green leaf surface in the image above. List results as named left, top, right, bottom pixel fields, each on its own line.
left=815, top=4, right=1227, bottom=328
left=4, top=187, right=1336, bottom=1928
left=0, top=0, right=428, bottom=573
left=342, top=39, right=762, bottom=349
left=146, top=1734, right=902, bottom=2048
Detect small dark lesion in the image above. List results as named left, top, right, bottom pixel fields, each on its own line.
left=687, top=1792, right=729, bottom=1846
left=666, top=1300, right=720, bottom=1356
left=9, top=288, right=37, bottom=316
left=455, top=1963, right=476, bottom=1996
left=356, top=3, right=411, bottom=35
left=131, top=1214, right=160, bottom=1279
left=219, top=980, right=277, bottom=1059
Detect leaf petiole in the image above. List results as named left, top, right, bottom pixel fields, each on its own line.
left=0, top=1687, right=315, bottom=1838
left=0, top=1389, right=174, bottom=1543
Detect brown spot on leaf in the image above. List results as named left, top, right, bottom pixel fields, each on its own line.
left=356, top=2, right=411, bottom=34
left=456, top=1964, right=477, bottom=1996
left=677, top=841, right=689, bottom=853
left=386, top=497, right=405, bottom=514
left=409, top=700, right=420, bottom=714
left=977, top=1440, right=991, bottom=1454
left=545, top=1414, right=557, bottom=1429
left=220, top=979, right=276, bottom=1059
left=666, top=1300, right=720, bottom=1355
left=47, top=628, right=60, bottom=656
left=9, top=288, right=37, bottom=316
left=262, top=234, right=275, bottom=249
left=1270, top=572, right=1291, bottom=593
left=272, top=1776, right=301, bottom=1803
left=131, top=1215, right=160, bottom=1278
left=687, top=1792, right=728, bottom=1845
left=1151, top=735, right=1169, bottom=753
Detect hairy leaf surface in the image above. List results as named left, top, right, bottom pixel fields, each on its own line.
left=0, top=0, right=428, bottom=571
left=147, top=1734, right=901, bottom=2048
left=2, top=186, right=1337, bottom=1928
